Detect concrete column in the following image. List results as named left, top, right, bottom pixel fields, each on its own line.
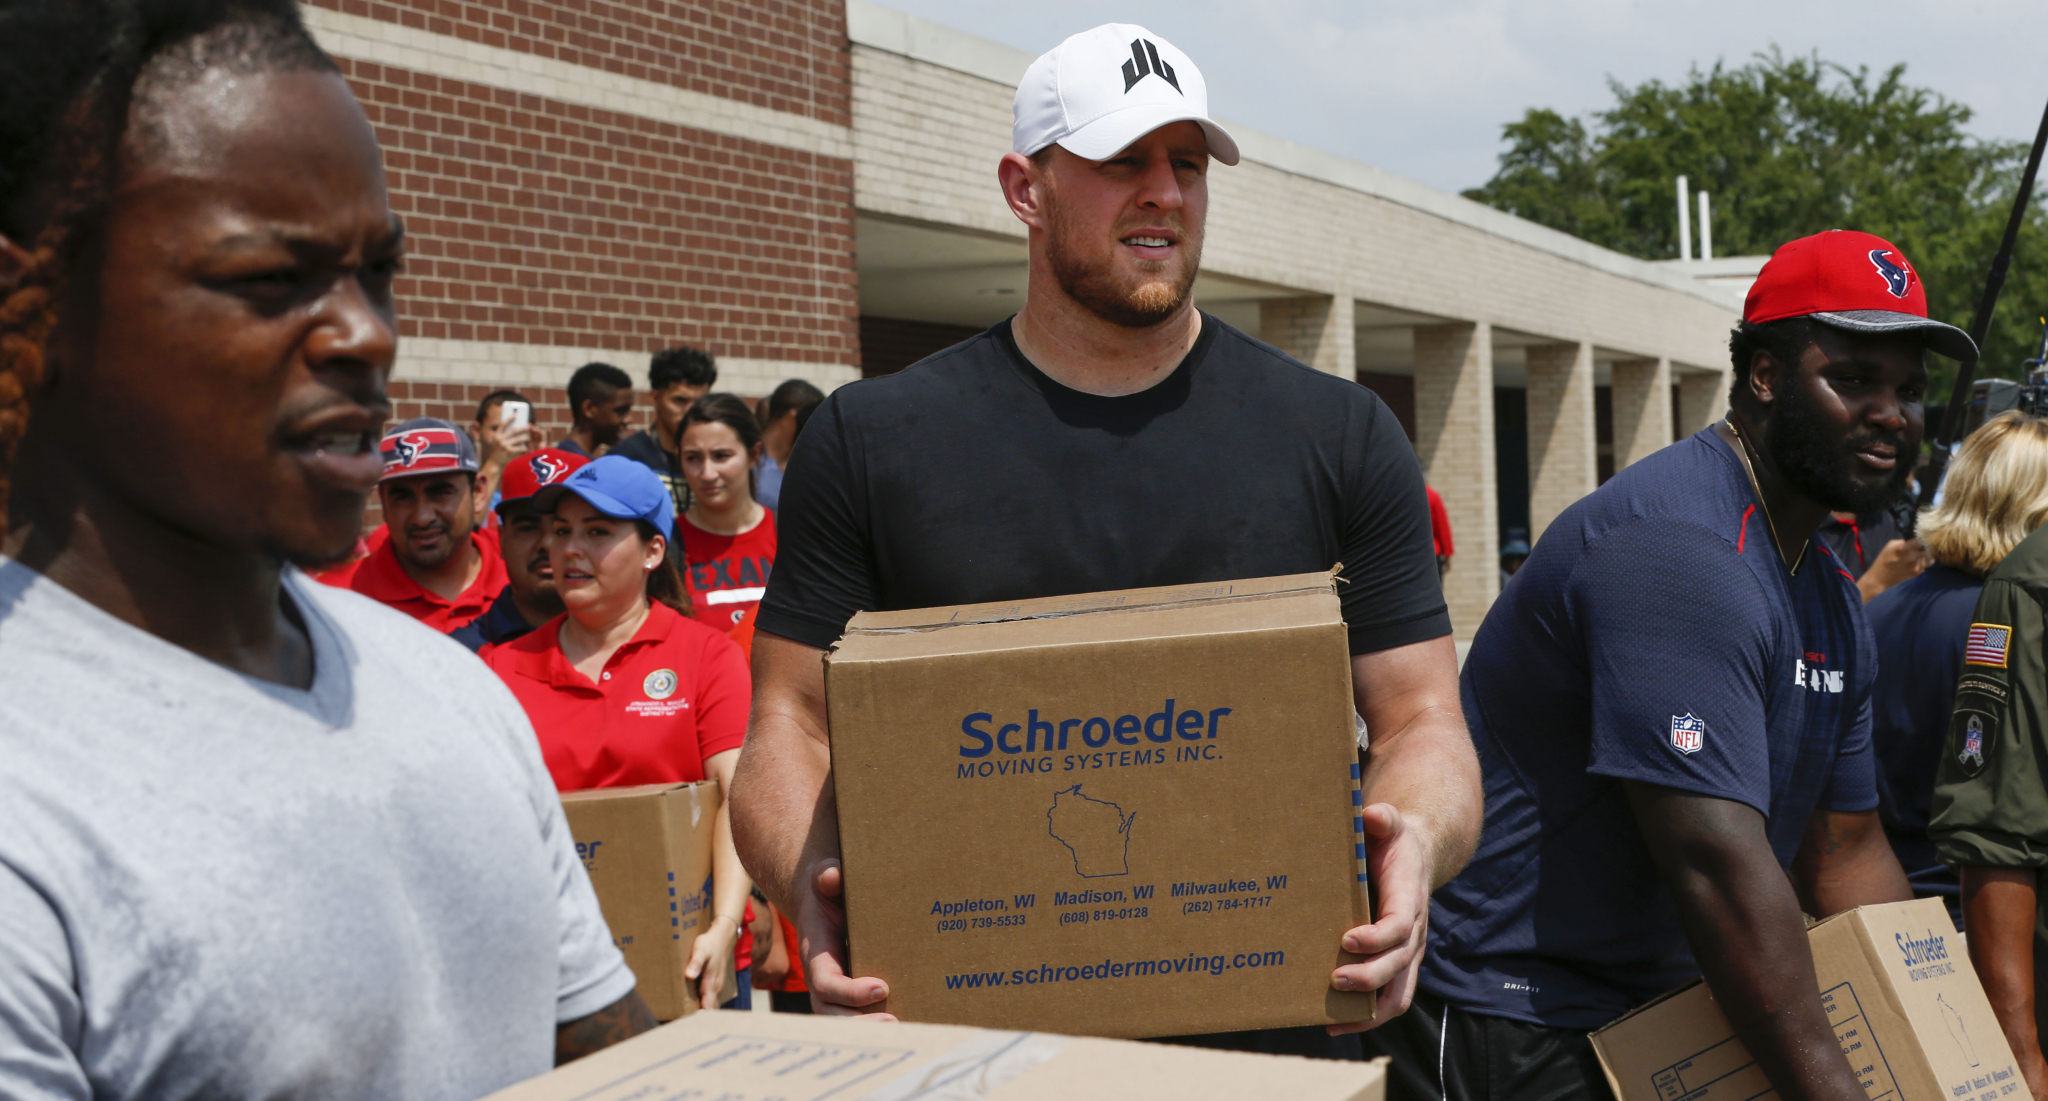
left=1677, top=369, right=1730, bottom=437
left=1260, top=295, right=1355, bottom=377
left=1413, top=321, right=1497, bottom=640
left=1524, top=341, right=1597, bottom=544
left=1610, top=356, right=1673, bottom=470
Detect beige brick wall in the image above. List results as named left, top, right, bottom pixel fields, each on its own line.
left=1525, top=342, right=1596, bottom=544
left=1679, top=370, right=1732, bottom=436
left=1414, top=323, right=1498, bottom=639
left=1259, top=296, right=1355, bottom=376
left=851, top=46, right=1017, bottom=241
left=1611, top=357, right=1674, bottom=469
left=848, top=44, right=1737, bottom=372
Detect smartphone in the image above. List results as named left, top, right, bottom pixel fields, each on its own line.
left=500, top=400, right=531, bottom=433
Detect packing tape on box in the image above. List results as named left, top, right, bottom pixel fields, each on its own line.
left=844, top=584, right=1339, bottom=636
left=858, top=1031, right=1071, bottom=1100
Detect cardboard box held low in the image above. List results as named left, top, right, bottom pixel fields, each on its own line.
left=1592, top=897, right=2020, bottom=1101
left=480, top=1007, right=1389, bottom=1101
left=560, top=781, right=735, bottom=1020
left=825, top=571, right=1373, bottom=1037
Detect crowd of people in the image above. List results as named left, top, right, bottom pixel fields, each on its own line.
left=8, top=4, right=2048, bottom=1101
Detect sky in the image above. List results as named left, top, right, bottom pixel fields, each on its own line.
left=874, top=0, right=2048, bottom=196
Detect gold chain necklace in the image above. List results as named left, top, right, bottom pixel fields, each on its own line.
left=1723, top=418, right=1806, bottom=575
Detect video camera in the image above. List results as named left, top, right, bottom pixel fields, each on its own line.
left=1957, top=317, right=2048, bottom=434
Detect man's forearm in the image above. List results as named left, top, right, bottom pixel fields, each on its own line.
left=1360, top=703, right=1481, bottom=889
left=729, top=633, right=836, bottom=913
left=1789, top=810, right=1911, bottom=917
left=1630, top=785, right=1867, bottom=1101
left=555, top=991, right=657, bottom=1065
left=1963, top=867, right=2047, bottom=1082
left=1352, top=638, right=1481, bottom=890
left=730, top=716, right=832, bottom=912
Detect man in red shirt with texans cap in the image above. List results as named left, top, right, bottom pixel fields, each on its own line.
left=451, top=447, right=589, bottom=652
left=322, top=417, right=507, bottom=632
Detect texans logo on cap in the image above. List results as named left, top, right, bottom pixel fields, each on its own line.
left=1869, top=249, right=1913, bottom=299
left=392, top=432, right=433, bottom=468
left=377, top=419, right=474, bottom=481
left=532, top=454, right=569, bottom=485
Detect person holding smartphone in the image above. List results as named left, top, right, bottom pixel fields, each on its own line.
left=472, top=389, right=537, bottom=519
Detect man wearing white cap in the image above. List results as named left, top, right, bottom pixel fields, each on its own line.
left=732, top=24, right=1481, bottom=1055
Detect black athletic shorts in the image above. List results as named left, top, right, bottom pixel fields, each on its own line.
left=1357, top=990, right=1608, bottom=1101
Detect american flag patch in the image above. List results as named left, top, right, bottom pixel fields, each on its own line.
left=1966, top=623, right=2012, bottom=668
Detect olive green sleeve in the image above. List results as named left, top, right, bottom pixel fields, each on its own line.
left=1932, top=577, right=2048, bottom=869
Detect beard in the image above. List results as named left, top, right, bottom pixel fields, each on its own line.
left=1042, top=198, right=1200, bottom=329
left=1765, top=373, right=1915, bottom=514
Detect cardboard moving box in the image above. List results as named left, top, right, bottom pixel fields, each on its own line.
left=481, top=1007, right=1389, bottom=1101
left=1591, top=897, right=2019, bottom=1101
left=560, top=781, right=735, bottom=1020
left=825, top=571, right=1373, bottom=1037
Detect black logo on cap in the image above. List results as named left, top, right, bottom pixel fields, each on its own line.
left=1121, top=39, right=1181, bottom=95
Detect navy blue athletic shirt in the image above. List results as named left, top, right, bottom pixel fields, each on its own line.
left=1866, top=564, right=1982, bottom=915
left=1420, top=426, right=1878, bottom=1030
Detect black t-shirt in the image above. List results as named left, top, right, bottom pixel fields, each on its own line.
left=757, top=314, right=1449, bottom=654
left=610, top=429, right=692, bottom=517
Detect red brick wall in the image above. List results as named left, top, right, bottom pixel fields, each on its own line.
left=305, top=0, right=852, bottom=126
left=336, top=56, right=859, bottom=364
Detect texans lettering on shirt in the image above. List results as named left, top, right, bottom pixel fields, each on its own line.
left=688, top=555, right=773, bottom=628
left=1796, top=651, right=1845, bottom=694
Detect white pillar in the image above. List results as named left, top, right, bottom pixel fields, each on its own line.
left=1610, top=357, right=1674, bottom=470
left=1259, top=295, right=1356, bottom=377
left=1413, top=322, right=1497, bottom=639
left=1524, top=341, right=1597, bottom=544
left=1677, top=369, right=1730, bottom=436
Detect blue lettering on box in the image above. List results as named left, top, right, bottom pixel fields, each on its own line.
left=962, top=702, right=1231, bottom=759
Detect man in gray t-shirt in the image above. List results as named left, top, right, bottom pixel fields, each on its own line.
left=0, top=564, right=634, bottom=1099
left=0, top=7, right=654, bottom=1096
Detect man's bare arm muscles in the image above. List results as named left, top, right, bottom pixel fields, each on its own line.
left=554, top=991, right=657, bottom=1066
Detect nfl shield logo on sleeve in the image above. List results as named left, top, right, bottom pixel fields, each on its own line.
left=1671, top=713, right=1706, bottom=755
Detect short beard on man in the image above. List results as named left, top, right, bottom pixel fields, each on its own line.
left=1765, top=358, right=1916, bottom=515
left=1042, top=187, right=1201, bottom=329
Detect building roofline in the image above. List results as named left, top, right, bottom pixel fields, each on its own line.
left=846, top=0, right=1741, bottom=311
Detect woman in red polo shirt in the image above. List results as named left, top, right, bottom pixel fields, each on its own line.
left=482, top=455, right=755, bottom=1007
left=677, top=394, right=776, bottom=633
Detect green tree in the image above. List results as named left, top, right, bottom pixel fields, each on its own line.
left=1465, top=50, right=2048, bottom=390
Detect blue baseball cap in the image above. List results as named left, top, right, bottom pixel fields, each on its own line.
left=531, top=455, right=675, bottom=541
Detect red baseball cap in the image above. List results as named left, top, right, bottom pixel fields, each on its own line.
left=497, top=448, right=589, bottom=510
left=1744, top=230, right=1975, bottom=360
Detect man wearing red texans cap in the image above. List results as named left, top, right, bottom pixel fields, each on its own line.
left=450, top=447, right=590, bottom=653
left=321, top=417, right=507, bottom=633
left=1368, top=230, right=1969, bottom=1101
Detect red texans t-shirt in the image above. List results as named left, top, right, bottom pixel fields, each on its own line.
left=679, top=512, right=777, bottom=631
left=484, top=599, right=753, bottom=969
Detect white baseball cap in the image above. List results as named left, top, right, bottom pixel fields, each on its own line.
left=1013, top=24, right=1240, bottom=166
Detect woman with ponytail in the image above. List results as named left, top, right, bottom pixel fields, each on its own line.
left=0, top=2, right=650, bottom=1092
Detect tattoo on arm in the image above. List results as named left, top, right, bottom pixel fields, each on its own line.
left=555, top=991, right=658, bottom=1066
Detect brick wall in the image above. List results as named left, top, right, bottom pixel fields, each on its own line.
left=306, top=0, right=851, bottom=126
left=334, top=55, right=859, bottom=367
